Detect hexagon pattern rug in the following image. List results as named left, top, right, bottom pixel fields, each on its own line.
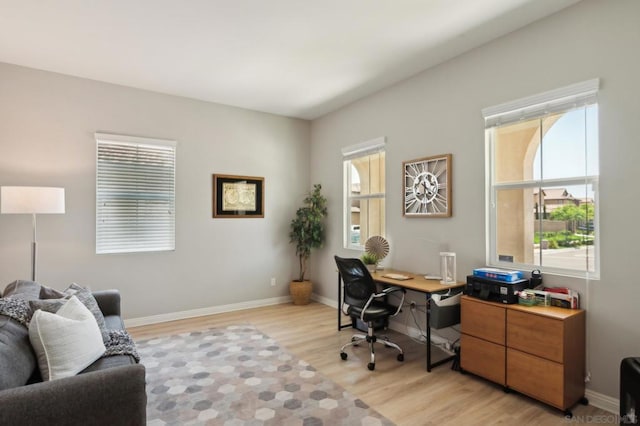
left=137, top=324, right=394, bottom=425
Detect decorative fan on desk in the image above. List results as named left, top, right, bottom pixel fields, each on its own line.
left=365, top=235, right=390, bottom=263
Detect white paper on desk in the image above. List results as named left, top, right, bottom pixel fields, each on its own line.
left=431, top=292, right=461, bottom=307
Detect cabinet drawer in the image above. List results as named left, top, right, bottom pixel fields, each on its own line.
left=507, top=310, right=563, bottom=362
left=461, top=333, right=505, bottom=385
left=461, top=297, right=505, bottom=345
left=507, top=348, right=565, bottom=409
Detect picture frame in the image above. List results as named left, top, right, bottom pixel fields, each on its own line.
left=402, top=154, right=452, bottom=218
left=212, top=174, right=264, bottom=218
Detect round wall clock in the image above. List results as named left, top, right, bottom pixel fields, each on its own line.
left=403, top=154, right=452, bottom=217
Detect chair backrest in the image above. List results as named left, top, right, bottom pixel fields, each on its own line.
left=334, top=256, right=376, bottom=308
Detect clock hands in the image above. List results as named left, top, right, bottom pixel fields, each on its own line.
left=411, top=172, right=438, bottom=203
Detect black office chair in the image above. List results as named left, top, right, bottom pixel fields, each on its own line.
left=334, top=255, right=405, bottom=371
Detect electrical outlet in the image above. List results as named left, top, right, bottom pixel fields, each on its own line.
left=270, top=278, right=276, bottom=287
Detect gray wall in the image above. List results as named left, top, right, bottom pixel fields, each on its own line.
left=309, top=0, right=640, bottom=399
left=0, top=63, right=310, bottom=318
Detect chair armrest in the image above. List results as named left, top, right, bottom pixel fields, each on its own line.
left=362, top=286, right=406, bottom=319
left=92, top=290, right=121, bottom=317
left=373, top=286, right=405, bottom=298
left=0, top=364, right=146, bottom=426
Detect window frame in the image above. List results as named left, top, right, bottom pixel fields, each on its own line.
left=483, top=80, right=600, bottom=279
left=95, top=132, right=177, bottom=255
left=342, top=137, right=386, bottom=250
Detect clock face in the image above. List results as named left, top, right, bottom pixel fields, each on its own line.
left=403, top=154, right=451, bottom=217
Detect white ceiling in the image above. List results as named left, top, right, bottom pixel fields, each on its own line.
left=0, top=0, right=580, bottom=120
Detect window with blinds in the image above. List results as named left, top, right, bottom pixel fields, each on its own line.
left=95, top=133, right=176, bottom=254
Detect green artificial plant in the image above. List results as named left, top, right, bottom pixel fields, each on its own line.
left=289, top=184, right=328, bottom=282
left=360, top=252, right=378, bottom=266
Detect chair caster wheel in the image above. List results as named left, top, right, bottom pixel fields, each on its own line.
left=367, top=363, right=375, bottom=371
left=340, top=352, right=348, bottom=361
left=397, top=354, right=404, bottom=362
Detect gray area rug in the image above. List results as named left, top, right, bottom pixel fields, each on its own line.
left=137, top=324, right=394, bottom=425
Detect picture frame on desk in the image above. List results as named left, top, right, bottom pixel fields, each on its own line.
left=212, top=174, right=264, bottom=218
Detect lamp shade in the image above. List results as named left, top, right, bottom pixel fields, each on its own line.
left=0, top=186, right=65, bottom=214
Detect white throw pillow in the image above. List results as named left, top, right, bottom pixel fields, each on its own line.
left=29, top=295, right=106, bottom=381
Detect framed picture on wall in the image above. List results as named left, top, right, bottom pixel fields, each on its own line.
left=212, top=174, right=264, bottom=218
left=402, top=154, right=452, bottom=217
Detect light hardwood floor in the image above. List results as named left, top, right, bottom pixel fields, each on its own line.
left=128, top=302, right=615, bottom=425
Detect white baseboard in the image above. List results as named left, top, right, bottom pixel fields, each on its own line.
left=311, top=293, right=337, bottom=309
left=585, top=389, right=618, bottom=414
left=124, top=295, right=292, bottom=328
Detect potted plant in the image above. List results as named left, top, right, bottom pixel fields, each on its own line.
left=289, top=184, right=328, bottom=305
left=360, top=252, right=378, bottom=273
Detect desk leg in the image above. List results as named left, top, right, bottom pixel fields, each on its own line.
left=425, top=291, right=460, bottom=372
left=426, top=293, right=432, bottom=372
left=337, top=272, right=342, bottom=331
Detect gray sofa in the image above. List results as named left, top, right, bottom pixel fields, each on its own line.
left=0, top=287, right=147, bottom=426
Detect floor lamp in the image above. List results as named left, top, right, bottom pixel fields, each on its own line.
left=0, top=186, right=65, bottom=281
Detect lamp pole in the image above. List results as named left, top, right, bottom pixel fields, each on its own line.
left=31, top=213, right=37, bottom=281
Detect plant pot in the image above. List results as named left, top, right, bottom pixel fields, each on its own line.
left=365, top=264, right=376, bottom=273
left=289, top=280, right=312, bottom=305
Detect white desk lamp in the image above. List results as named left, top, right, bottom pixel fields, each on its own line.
left=0, top=186, right=65, bottom=281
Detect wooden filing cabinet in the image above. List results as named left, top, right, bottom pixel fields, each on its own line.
left=460, top=295, right=586, bottom=412
left=460, top=298, right=506, bottom=385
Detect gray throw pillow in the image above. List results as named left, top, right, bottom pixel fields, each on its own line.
left=29, top=298, right=66, bottom=315
left=29, top=283, right=108, bottom=340
left=2, top=280, right=42, bottom=300
left=39, top=285, right=65, bottom=299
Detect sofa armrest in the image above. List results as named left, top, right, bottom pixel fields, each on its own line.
left=0, top=364, right=146, bottom=426
left=93, top=290, right=121, bottom=317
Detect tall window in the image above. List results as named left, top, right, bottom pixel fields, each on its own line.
left=483, top=79, right=599, bottom=278
left=96, top=133, right=176, bottom=254
left=342, top=137, right=385, bottom=249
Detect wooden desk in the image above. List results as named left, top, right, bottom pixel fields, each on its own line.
left=337, top=268, right=466, bottom=371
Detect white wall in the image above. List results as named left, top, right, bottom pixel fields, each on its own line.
left=0, top=62, right=310, bottom=318
left=309, top=0, right=640, bottom=400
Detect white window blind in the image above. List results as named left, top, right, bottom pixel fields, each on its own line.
left=341, top=136, right=386, bottom=161
left=482, top=79, right=599, bottom=128
left=96, top=133, right=176, bottom=254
